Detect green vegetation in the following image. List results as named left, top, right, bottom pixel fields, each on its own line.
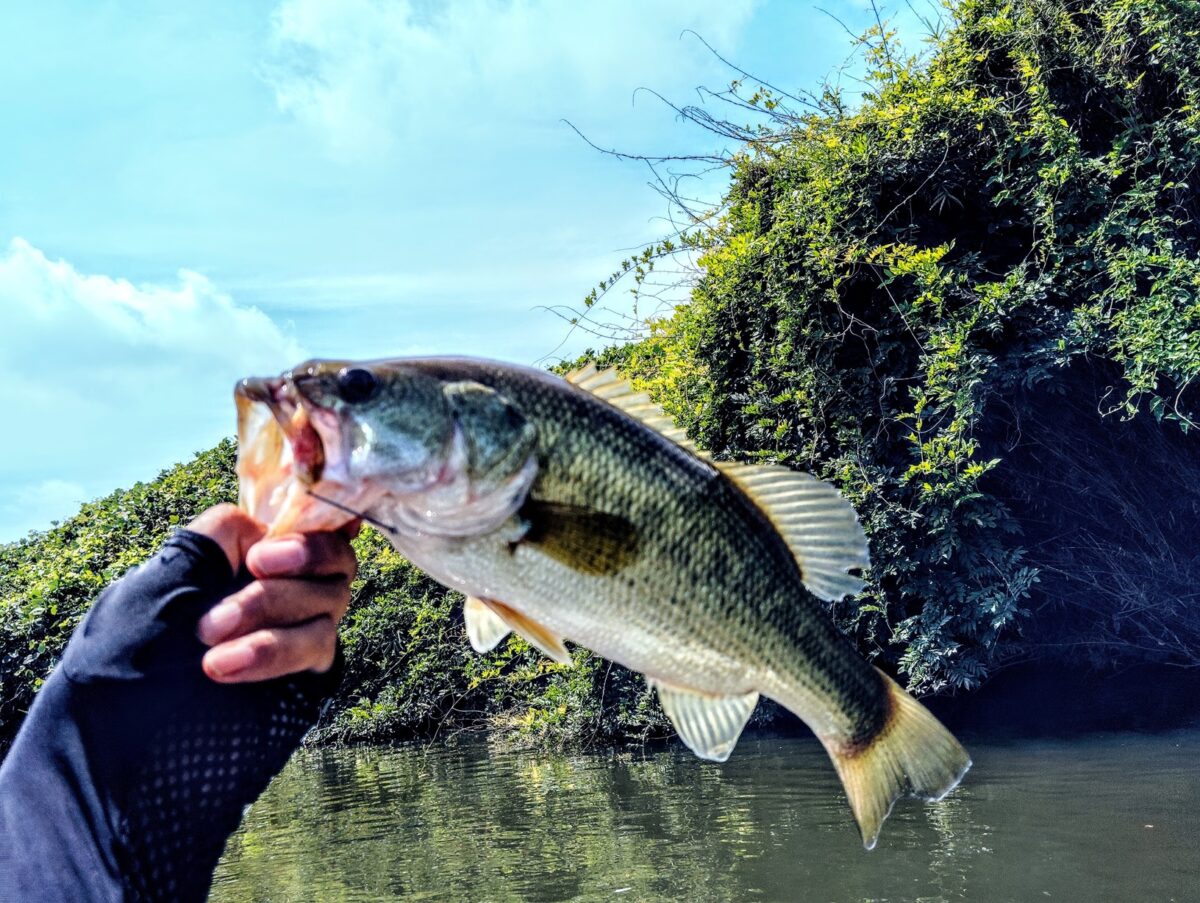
left=615, top=0, right=1200, bottom=690
left=3, top=0, right=1199, bottom=752
left=0, top=442, right=241, bottom=746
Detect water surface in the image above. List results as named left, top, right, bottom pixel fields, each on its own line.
left=212, top=730, right=1199, bottom=901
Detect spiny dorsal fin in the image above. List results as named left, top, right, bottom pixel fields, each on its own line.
left=565, top=363, right=698, bottom=451
left=718, top=463, right=870, bottom=602
left=650, top=678, right=759, bottom=762
left=464, top=595, right=511, bottom=653
left=480, top=598, right=573, bottom=665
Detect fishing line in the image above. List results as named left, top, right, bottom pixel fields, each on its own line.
left=307, top=490, right=399, bottom=534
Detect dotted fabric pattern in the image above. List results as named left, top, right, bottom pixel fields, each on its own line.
left=0, top=530, right=342, bottom=903
left=117, top=680, right=328, bottom=902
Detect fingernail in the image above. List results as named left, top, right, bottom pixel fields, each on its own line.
left=206, top=643, right=257, bottom=678
left=198, top=602, right=241, bottom=644
left=253, top=539, right=306, bottom=574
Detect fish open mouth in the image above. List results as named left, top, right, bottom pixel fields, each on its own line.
left=235, top=375, right=339, bottom=534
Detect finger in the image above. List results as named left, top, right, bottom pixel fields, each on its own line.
left=339, top=518, right=363, bottom=540
left=187, top=504, right=266, bottom=574
left=245, top=530, right=358, bottom=580
left=202, top=617, right=338, bottom=683
left=197, top=577, right=352, bottom=646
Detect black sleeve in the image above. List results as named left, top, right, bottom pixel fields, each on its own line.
left=0, top=530, right=341, bottom=903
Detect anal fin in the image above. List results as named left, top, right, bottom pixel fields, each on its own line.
left=464, top=595, right=512, bottom=653
left=479, top=598, right=573, bottom=665
left=651, top=679, right=759, bottom=762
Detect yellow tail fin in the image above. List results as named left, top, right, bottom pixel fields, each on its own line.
left=823, top=669, right=971, bottom=849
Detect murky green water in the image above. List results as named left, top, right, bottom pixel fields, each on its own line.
left=212, top=730, right=1199, bottom=902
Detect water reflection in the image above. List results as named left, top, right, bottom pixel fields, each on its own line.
left=212, top=731, right=1200, bottom=902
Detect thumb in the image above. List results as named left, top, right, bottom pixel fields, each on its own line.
left=186, top=504, right=267, bottom=575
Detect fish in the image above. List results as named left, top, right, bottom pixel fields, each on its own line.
left=234, top=356, right=971, bottom=847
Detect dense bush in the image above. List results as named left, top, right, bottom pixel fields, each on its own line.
left=615, top=0, right=1200, bottom=690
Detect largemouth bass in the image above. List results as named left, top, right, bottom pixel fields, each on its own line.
left=234, top=357, right=970, bottom=847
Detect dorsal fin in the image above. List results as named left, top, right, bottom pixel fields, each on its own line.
left=565, top=364, right=697, bottom=451
left=564, top=364, right=869, bottom=601
left=718, top=462, right=870, bottom=602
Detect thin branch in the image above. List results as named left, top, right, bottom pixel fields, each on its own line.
left=679, top=28, right=811, bottom=108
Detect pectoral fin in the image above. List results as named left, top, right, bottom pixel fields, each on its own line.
left=473, top=597, right=573, bottom=665
left=519, top=499, right=639, bottom=576
left=650, top=679, right=759, bottom=762
left=464, top=595, right=511, bottom=653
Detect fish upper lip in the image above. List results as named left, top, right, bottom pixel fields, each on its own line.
left=236, top=375, right=310, bottom=423
left=236, top=374, right=326, bottom=483
left=235, top=376, right=283, bottom=405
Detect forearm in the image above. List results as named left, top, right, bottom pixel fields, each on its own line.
left=0, top=531, right=339, bottom=903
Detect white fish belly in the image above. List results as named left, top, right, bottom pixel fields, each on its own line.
left=387, top=531, right=761, bottom=697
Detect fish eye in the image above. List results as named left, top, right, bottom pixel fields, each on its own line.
left=337, top=367, right=379, bottom=404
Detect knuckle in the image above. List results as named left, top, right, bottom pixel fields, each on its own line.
left=313, top=531, right=358, bottom=577
left=188, top=505, right=264, bottom=572
left=341, top=542, right=359, bottom=579
left=302, top=531, right=333, bottom=554
left=236, top=582, right=269, bottom=624
left=331, top=581, right=353, bottom=614
left=244, top=633, right=280, bottom=672
left=311, top=619, right=338, bottom=672
left=316, top=646, right=337, bottom=673
left=208, top=504, right=254, bottom=535
left=211, top=502, right=244, bottom=521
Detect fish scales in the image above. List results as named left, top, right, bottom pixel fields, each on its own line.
left=234, top=355, right=971, bottom=848
left=401, top=358, right=886, bottom=740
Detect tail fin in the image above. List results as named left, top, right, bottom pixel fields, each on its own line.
left=822, top=669, right=971, bottom=850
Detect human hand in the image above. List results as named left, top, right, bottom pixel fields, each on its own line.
left=187, top=504, right=359, bottom=683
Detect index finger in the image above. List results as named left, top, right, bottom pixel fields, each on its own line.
left=245, top=530, right=358, bottom=581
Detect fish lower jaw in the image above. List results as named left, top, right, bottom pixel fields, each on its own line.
left=385, top=498, right=515, bottom=539
left=260, top=479, right=381, bottom=536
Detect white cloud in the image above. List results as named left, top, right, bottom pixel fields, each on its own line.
left=0, top=238, right=305, bottom=540
left=0, top=238, right=302, bottom=374
left=263, top=0, right=758, bottom=155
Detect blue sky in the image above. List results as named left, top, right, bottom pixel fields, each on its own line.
left=0, top=0, right=929, bottom=541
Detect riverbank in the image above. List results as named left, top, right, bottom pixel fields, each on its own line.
left=930, top=663, right=1200, bottom=740
left=303, top=658, right=1200, bottom=760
